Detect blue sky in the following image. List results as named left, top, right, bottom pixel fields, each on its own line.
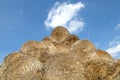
left=0, top=0, right=120, bottom=63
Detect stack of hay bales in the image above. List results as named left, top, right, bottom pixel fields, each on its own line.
left=0, top=26, right=120, bottom=80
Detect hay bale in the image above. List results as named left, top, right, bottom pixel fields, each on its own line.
left=53, top=43, right=70, bottom=54
left=71, top=40, right=96, bottom=61
left=20, top=40, right=49, bottom=62
left=20, top=40, right=43, bottom=57
left=63, top=35, right=79, bottom=47
left=0, top=52, right=24, bottom=78
left=95, top=49, right=113, bottom=60
left=51, top=26, right=70, bottom=43
left=21, top=41, right=49, bottom=62
left=4, top=52, right=24, bottom=67
left=1, top=56, right=43, bottom=80
left=84, top=59, right=117, bottom=80
left=43, top=54, right=87, bottom=80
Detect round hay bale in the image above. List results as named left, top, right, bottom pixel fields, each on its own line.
left=95, top=49, right=113, bottom=60
left=43, top=54, right=87, bottom=80
left=1, top=56, right=43, bottom=80
left=71, top=40, right=96, bottom=61
left=53, top=43, right=70, bottom=54
left=63, top=35, right=79, bottom=47
left=84, top=59, right=116, bottom=80
left=51, top=26, right=70, bottom=43
left=4, top=52, right=24, bottom=67
left=20, top=40, right=48, bottom=62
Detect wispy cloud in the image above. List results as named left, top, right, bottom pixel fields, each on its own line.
left=108, top=37, right=120, bottom=47
left=44, top=2, right=85, bottom=33
left=106, top=37, right=120, bottom=58
left=114, top=23, right=120, bottom=30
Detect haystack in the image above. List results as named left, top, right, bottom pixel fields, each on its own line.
left=71, top=40, right=96, bottom=61
left=21, top=40, right=56, bottom=63
left=43, top=54, right=87, bottom=80
left=95, top=49, right=113, bottom=60
left=1, top=26, right=120, bottom=80
left=0, top=56, right=43, bottom=80
left=63, top=35, right=79, bottom=47
left=84, top=59, right=117, bottom=80
left=51, top=26, right=69, bottom=43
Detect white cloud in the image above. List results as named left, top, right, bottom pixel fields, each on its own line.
left=44, top=2, right=85, bottom=33
left=108, top=37, right=120, bottom=47
left=114, top=23, right=120, bottom=30
left=106, top=37, right=120, bottom=58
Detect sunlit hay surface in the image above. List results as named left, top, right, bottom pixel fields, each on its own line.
left=43, top=54, right=87, bottom=80
left=51, top=26, right=70, bottom=43
left=1, top=56, right=43, bottom=80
